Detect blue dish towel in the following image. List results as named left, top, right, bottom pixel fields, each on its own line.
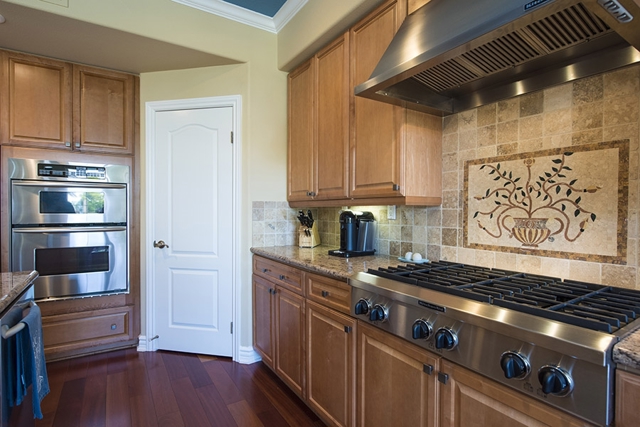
left=13, top=303, right=50, bottom=419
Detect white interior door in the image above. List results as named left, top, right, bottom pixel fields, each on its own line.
left=152, top=106, right=233, bottom=356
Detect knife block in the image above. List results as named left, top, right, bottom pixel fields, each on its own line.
left=298, top=222, right=321, bottom=248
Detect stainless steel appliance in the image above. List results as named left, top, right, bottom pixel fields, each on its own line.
left=355, top=0, right=640, bottom=115
left=350, top=261, right=640, bottom=426
left=329, top=211, right=376, bottom=257
left=10, top=158, right=129, bottom=301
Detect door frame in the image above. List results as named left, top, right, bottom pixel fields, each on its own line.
left=141, top=95, right=242, bottom=361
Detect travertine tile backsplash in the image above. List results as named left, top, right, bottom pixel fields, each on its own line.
left=253, top=63, right=639, bottom=289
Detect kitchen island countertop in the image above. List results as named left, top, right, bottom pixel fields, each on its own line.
left=250, top=246, right=640, bottom=372
left=0, top=271, right=39, bottom=316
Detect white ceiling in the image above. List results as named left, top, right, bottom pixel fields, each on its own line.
left=171, top=0, right=308, bottom=33
left=0, top=2, right=240, bottom=73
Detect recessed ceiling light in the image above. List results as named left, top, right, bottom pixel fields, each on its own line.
left=0, top=14, right=6, bottom=24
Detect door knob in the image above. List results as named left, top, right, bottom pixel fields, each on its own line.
left=153, top=240, right=169, bottom=249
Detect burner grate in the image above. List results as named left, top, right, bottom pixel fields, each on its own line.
left=367, top=262, right=640, bottom=333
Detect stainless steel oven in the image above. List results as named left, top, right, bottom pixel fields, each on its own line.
left=9, top=158, right=129, bottom=301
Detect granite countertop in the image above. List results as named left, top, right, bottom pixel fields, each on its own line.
left=251, top=246, right=640, bottom=372
left=250, top=245, right=403, bottom=280
left=0, top=271, right=39, bottom=316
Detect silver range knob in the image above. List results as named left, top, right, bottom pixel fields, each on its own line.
left=538, top=365, right=573, bottom=397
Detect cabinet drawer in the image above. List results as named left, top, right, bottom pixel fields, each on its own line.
left=42, top=306, right=133, bottom=355
left=307, top=272, right=351, bottom=315
left=253, top=256, right=304, bottom=295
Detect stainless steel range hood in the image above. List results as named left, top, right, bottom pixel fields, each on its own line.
left=354, top=0, right=640, bottom=115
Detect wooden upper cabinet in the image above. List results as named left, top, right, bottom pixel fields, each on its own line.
left=0, top=49, right=136, bottom=155
left=350, top=0, right=406, bottom=199
left=1, top=51, right=73, bottom=149
left=315, top=33, right=349, bottom=201
left=288, top=59, right=315, bottom=202
left=350, top=0, right=442, bottom=205
left=73, top=65, right=135, bottom=154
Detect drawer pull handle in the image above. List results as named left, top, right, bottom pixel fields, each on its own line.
left=344, top=326, right=352, bottom=333
left=262, top=268, right=269, bottom=273
left=321, top=290, right=329, bottom=298
left=111, top=324, right=117, bottom=330
left=279, top=275, right=286, bottom=280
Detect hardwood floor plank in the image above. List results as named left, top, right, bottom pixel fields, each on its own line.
left=106, top=370, right=131, bottom=427
left=244, top=362, right=323, bottom=427
left=35, top=350, right=325, bottom=427
left=196, top=384, right=238, bottom=427
left=161, top=351, right=188, bottom=381
left=146, top=351, right=181, bottom=419
left=130, top=393, right=159, bottom=427
left=157, top=411, right=185, bottom=427
left=107, top=349, right=130, bottom=375
left=202, top=359, right=243, bottom=405
left=227, top=400, right=264, bottom=427
left=171, top=376, right=212, bottom=427
left=182, top=352, right=214, bottom=389
left=51, top=377, right=86, bottom=427
left=78, top=374, right=107, bottom=427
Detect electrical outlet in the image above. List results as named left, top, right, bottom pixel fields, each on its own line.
left=388, top=205, right=396, bottom=220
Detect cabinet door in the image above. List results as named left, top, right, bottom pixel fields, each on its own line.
left=307, top=300, right=356, bottom=427
left=357, top=322, right=438, bottom=427
left=288, top=59, right=315, bottom=202
left=1, top=51, right=72, bottom=149
left=616, top=370, right=640, bottom=427
left=316, top=33, right=350, bottom=200
left=275, top=286, right=306, bottom=397
left=439, top=360, right=597, bottom=427
left=350, top=0, right=406, bottom=199
left=73, top=64, right=135, bottom=154
left=253, top=275, right=275, bottom=368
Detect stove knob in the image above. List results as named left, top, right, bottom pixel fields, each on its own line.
left=500, top=351, right=530, bottom=380
left=369, top=304, right=388, bottom=322
left=434, top=327, right=458, bottom=350
left=411, top=319, right=433, bottom=340
left=354, top=299, right=370, bottom=316
left=537, top=365, right=573, bottom=397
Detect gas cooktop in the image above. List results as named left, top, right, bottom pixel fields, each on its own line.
left=366, top=260, right=640, bottom=335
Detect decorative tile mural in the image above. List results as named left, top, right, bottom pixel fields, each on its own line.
left=464, top=140, right=629, bottom=263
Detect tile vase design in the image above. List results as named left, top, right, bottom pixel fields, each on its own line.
left=510, top=218, right=551, bottom=247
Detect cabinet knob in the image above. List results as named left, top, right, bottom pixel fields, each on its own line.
left=321, top=290, right=329, bottom=298
left=75, top=142, right=81, bottom=148
left=262, top=268, right=269, bottom=273
left=65, top=141, right=71, bottom=147
left=307, top=191, right=316, bottom=197
left=392, top=184, right=400, bottom=191
left=279, top=275, right=286, bottom=280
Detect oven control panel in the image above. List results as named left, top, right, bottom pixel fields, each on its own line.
left=38, top=163, right=106, bottom=180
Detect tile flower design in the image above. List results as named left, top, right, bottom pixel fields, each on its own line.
left=464, top=140, right=629, bottom=264
left=472, top=153, right=601, bottom=247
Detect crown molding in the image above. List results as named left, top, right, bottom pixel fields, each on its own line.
left=172, top=0, right=307, bottom=33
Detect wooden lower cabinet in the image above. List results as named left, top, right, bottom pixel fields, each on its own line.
left=439, top=360, right=596, bottom=427
left=616, top=370, right=640, bottom=427
left=252, top=271, right=306, bottom=398
left=357, top=321, right=438, bottom=427
left=307, top=300, right=356, bottom=427
left=275, top=286, right=306, bottom=397
left=42, top=305, right=134, bottom=359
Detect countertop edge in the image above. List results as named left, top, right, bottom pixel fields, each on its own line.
left=0, top=270, right=39, bottom=316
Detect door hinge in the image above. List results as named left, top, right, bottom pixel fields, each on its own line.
left=230, top=131, right=234, bottom=143
left=230, top=322, right=233, bottom=334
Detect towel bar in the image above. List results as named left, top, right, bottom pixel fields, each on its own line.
left=1, top=301, right=37, bottom=339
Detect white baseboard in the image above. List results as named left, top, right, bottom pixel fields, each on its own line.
left=237, top=345, right=261, bottom=364
left=137, top=335, right=150, bottom=352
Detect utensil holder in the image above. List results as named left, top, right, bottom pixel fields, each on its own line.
left=298, top=222, right=321, bottom=248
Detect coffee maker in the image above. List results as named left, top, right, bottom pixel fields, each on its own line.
left=328, top=211, right=376, bottom=257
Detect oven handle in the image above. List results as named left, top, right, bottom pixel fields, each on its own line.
left=12, top=226, right=127, bottom=233
left=12, top=181, right=127, bottom=189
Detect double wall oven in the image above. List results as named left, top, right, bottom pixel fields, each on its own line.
left=9, top=158, right=130, bottom=301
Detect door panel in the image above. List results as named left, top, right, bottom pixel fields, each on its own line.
left=153, top=107, right=233, bottom=356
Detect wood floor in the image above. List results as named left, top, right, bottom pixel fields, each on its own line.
left=9, top=348, right=326, bottom=427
